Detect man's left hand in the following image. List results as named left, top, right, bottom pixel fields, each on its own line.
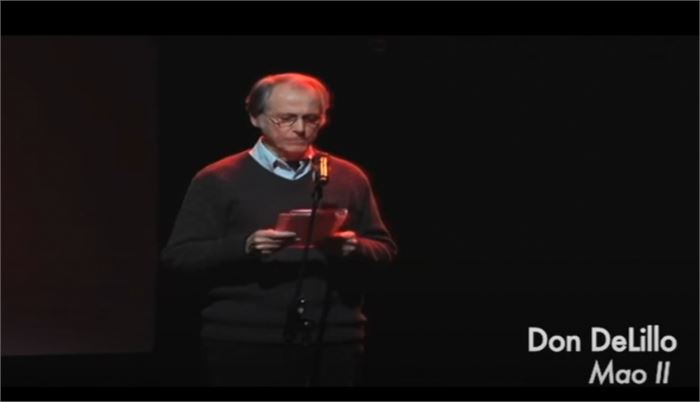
left=329, top=230, right=359, bottom=257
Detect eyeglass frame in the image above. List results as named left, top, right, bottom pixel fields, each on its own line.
left=263, top=113, right=324, bottom=129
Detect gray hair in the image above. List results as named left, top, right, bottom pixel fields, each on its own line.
left=245, top=72, right=332, bottom=117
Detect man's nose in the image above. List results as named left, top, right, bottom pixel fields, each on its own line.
left=291, top=118, right=307, bottom=134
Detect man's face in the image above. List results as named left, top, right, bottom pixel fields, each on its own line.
left=250, top=82, right=325, bottom=161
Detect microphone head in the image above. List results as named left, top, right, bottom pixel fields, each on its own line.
left=312, top=152, right=329, bottom=186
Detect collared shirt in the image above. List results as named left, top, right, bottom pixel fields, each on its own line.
left=248, top=137, right=315, bottom=181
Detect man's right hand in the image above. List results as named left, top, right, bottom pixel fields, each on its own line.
left=245, top=229, right=298, bottom=256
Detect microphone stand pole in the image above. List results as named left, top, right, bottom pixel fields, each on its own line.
left=305, top=156, right=334, bottom=387
left=284, top=172, right=326, bottom=387
left=306, top=258, right=333, bottom=387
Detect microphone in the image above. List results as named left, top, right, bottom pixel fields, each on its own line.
left=312, top=153, right=329, bottom=186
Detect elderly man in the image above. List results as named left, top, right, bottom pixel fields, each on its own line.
left=162, top=72, right=396, bottom=386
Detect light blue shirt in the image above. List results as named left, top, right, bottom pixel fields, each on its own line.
left=248, top=137, right=314, bottom=181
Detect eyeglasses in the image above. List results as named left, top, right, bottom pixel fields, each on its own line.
left=265, top=113, right=323, bottom=129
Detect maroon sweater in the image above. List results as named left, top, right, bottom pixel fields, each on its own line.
left=161, top=150, right=396, bottom=343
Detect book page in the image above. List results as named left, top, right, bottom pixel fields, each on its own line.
left=275, top=208, right=348, bottom=245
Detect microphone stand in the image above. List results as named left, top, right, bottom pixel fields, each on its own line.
left=306, top=260, right=333, bottom=387
left=283, top=180, right=323, bottom=347
left=283, top=154, right=334, bottom=387
left=302, top=180, right=333, bottom=387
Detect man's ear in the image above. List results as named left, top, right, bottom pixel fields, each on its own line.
left=250, top=114, right=261, bottom=128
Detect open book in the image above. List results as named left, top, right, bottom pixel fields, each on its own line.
left=275, top=208, right=349, bottom=245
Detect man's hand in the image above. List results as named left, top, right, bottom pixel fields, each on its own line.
left=328, top=230, right=359, bottom=257
left=245, top=229, right=297, bottom=256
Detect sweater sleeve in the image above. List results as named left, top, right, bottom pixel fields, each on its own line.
left=350, top=175, right=397, bottom=264
left=161, top=171, right=251, bottom=273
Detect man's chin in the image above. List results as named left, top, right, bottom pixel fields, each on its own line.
left=281, top=145, right=309, bottom=159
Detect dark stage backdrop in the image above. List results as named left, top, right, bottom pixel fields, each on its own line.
left=2, top=37, right=157, bottom=356
left=2, top=35, right=698, bottom=388
left=158, top=36, right=698, bottom=386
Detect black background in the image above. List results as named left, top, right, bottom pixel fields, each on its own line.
left=2, top=1, right=698, bottom=400
left=157, top=34, right=699, bottom=387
